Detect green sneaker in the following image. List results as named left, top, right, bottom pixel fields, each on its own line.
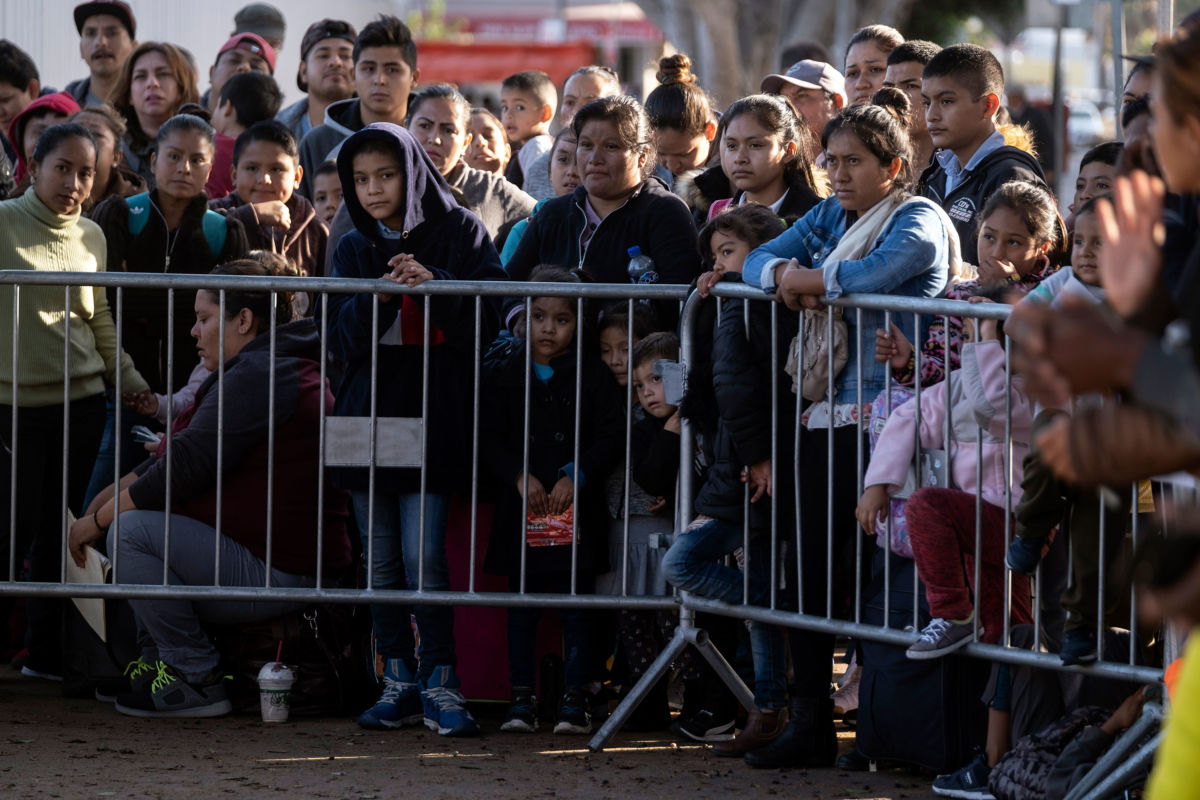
left=114, top=661, right=232, bottom=719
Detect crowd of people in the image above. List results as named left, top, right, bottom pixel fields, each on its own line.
left=1, top=1, right=1199, bottom=797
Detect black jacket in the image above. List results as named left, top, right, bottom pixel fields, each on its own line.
left=917, top=144, right=1046, bottom=264
left=481, top=345, right=625, bottom=578
left=505, top=177, right=701, bottom=285
left=692, top=276, right=799, bottom=530
left=92, top=191, right=249, bottom=393
left=320, top=123, right=506, bottom=495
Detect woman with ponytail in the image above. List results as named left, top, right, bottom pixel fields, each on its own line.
left=644, top=54, right=729, bottom=219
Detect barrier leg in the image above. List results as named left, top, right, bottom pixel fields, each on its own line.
left=588, top=600, right=754, bottom=751
left=587, top=625, right=690, bottom=751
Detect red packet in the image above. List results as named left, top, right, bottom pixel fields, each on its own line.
left=526, top=506, right=576, bottom=547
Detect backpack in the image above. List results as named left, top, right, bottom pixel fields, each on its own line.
left=988, top=705, right=1111, bottom=800
left=125, top=192, right=227, bottom=261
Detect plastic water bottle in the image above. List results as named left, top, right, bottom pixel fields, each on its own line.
left=627, top=246, right=658, bottom=284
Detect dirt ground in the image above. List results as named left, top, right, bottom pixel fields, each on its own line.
left=0, top=670, right=941, bottom=800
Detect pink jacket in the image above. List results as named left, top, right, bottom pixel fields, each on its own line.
left=863, top=340, right=1032, bottom=511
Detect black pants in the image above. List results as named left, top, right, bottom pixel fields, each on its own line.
left=1, top=395, right=106, bottom=669
left=786, top=425, right=867, bottom=699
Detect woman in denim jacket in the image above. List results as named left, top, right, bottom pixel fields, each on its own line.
left=738, top=103, right=958, bottom=769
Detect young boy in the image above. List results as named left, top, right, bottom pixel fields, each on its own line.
left=297, top=15, right=420, bottom=198
left=918, top=43, right=1046, bottom=264
left=323, top=123, right=504, bottom=738
left=209, top=120, right=328, bottom=281
left=310, top=160, right=343, bottom=226
left=208, top=70, right=284, bottom=200
left=500, top=70, right=556, bottom=190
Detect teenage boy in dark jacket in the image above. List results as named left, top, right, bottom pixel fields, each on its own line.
left=917, top=44, right=1046, bottom=264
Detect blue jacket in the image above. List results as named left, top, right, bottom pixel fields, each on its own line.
left=743, top=194, right=952, bottom=404
left=320, top=123, right=507, bottom=494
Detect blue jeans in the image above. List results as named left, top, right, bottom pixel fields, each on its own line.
left=662, top=517, right=787, bottom=710
left=351, top=491, right=454, bottom=683
left=82, top=393, right=156, bottom=510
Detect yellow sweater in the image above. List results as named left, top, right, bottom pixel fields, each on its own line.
left=0, top=189, right=149, bottom=406
left=1148, top=634, right=1200, bottom=799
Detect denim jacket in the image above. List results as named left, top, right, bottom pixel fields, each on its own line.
left=743, top=194, right=952, bottom=404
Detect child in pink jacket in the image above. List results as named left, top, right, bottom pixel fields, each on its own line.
left=856, top=313, right=1034, bottom=659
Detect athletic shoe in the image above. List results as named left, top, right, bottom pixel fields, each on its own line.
left=1061, top=628, right=1099, bottom=666
left=906, top=617, right=977, bottom=660
left=114, top=661, right=232, bottom=719
left=671, top=707, right=736, bottom=742
left=20, top=665, right=63, bottom=681
left=357, top=658, right=423, bottom=730
left=932, top=750, right=995, bottom=799
left=421, top=665, right=481, bottom=737
left=553, top=688, right=593, bottom=735
left=1005, top=536, right=1044, bottom=577
left=500, top=687, right=538, bottom=733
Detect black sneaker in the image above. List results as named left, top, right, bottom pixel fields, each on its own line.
left=500, top=687, right=538, bottom=733
left=1005, top=536, right=1044, bottom=577
left=672, top=707, right=736, bottom=742
left=114, top=661, right=232, bottom=719
left=1060, top=628, right=1099, bottom=666
left=931, top=750, right=994, bottom=799
left=553, top=688, right=593, bottom=735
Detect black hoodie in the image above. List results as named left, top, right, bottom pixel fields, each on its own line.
left=917, top=142, right=1046, bottom=264
left=320, top=123, right=506, bottom=494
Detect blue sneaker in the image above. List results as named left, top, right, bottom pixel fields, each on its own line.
left=357, top=658, right=423, bottom=730
left=1005, top=536, right=1044, bottom=577
left=421, top=665, right=481, bottom=737
left=1061, top=628, right=1099, bottom=666
left=931, top=749, right=994, bottom=799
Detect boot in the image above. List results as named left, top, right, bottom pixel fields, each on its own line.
left=744, top=696, right=837, bottom=769
left=710, top=706, right=788, bottom=757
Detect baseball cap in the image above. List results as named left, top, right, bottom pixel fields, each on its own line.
left=299, top=19, right=356, bottom=62
left=233, top=3, right=286, bottom=44
left=216, top=32, right=277, bottom=74
left=73, top=0, right=136, bottom=39
left=761, top=60, right=847, bottom=106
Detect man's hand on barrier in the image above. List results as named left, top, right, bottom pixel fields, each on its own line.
left=856, top=485, right=889, bottom=536
left=517, top=473, right=549, bottom=517
left=547, top=476, right=575, bottom=516
left=1097, top=171, right=1166, bottom=320
left=875, top=323, right=912, bottom=371
left=742, top=460, right=772, bottom=502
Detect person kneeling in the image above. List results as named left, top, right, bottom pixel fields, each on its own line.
left=69, top=259, right=351, bottom=719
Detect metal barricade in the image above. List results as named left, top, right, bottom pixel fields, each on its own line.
left=0, top=270, right=1171, bottom=758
